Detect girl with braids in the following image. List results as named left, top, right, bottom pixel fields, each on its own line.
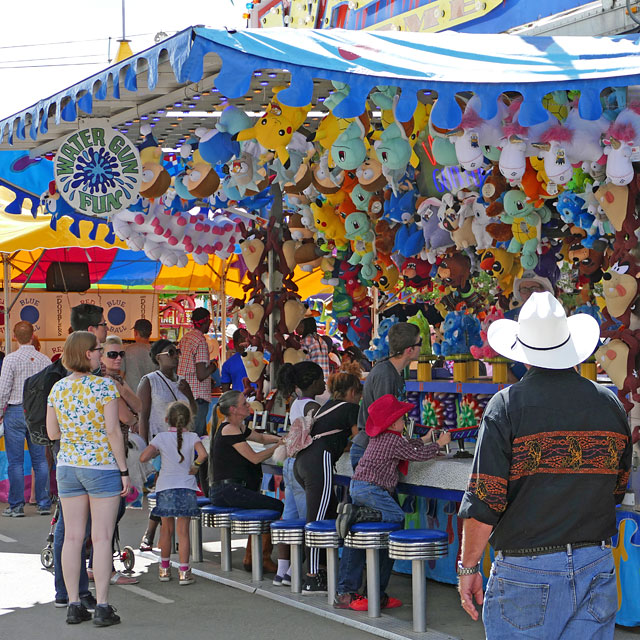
left=140, top=402, right=207, bottom=585
left=274, top=361, right=326, bottom=591
left=293, top=364, right=363, bottom=594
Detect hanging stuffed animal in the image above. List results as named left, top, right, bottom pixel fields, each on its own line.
left=344, top=211, right=376, bottom=280
left=138, top=124, right=171, bottom=199
left=500, top=189, right=551, bottom=269
left=603, top=105, right=640, bottom=186
left=236, top=88, right=311, bottom=167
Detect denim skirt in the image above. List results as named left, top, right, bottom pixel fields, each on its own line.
left=151, top=488, right=199, bottom=517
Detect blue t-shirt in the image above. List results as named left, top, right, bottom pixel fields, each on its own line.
left=220, top=352, right=248, bottom=391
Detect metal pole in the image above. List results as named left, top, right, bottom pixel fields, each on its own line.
left=412, top=559, right=427, bottom=632
left=3, top=254, right=11, bottom=354
left=366, top=548, right=381, bottom=618
left=326, top=547, right=338, bottom=606
left=220, top=262, right=227, bottom=364
left=190, top=516, right=203, bottom=563
left=122, top=0, right=126, bottom=40
left=371, top=287, right=379, bottom=339
left=251, top=533, right=263, bottom=582
left=220, top=527, right=232, bottom=572
left=290, top=543, right=303, bottom=594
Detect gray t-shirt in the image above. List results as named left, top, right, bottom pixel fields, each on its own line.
left=123, top=342, right=157, bottom=392
left=353, top=359, right=405, bottom=449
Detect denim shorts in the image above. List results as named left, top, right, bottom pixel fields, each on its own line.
left=57, top=466, right=122, bottom=498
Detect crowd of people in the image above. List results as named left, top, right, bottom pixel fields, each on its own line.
left=1, top=292, right=632, bottom=638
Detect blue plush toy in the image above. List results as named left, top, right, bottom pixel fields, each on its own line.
left=382, top=187, right=417, bottom=224
left=433, top=311, right=482, bottom=357
left=364, top=315, right=399, bottom=362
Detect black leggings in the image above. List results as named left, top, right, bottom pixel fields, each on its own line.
left=209, top=482, right=284, bottom=514
left=294, top=446, right=336, bottom=575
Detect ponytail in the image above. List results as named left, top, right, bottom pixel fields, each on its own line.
left=166, top=401, right=192, bottom=464
left=276, top=361, right=323, bottom=398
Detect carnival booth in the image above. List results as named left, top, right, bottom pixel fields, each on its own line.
left=4, top=26, right=640, bottom=625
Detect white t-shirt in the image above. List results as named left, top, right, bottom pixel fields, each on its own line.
left=290, top=397, right=318, bottom=422
left=150, top=430, right=200, bottom=492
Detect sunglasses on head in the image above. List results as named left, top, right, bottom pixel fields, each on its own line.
left=157, top=347, right=180, bottom=357
left=105, top=350, right=125, bottom=359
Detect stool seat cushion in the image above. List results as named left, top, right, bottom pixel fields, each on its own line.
left=148, top=492, right=157, bottom=499
left=271, top=519, right=306, bottom=530
left=305, top=519, right=337, bottom=532
left=230, top=509, right=281, bottom=521
left=351, top=522, right=403, bottom=534
left=201, top=505, right=238, bottom=515
left=389, top=529, right=448, bottom=544
left=196, top=496, right=212, bottom=506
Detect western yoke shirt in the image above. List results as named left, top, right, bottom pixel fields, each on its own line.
left=458, top=367, right=632, bottom=551
left=178, top=329, right=211, bottom=402
left=353, top=431, right=440, bottom=493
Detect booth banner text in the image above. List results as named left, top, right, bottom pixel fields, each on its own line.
left=1, top=292, right=158, bottom=357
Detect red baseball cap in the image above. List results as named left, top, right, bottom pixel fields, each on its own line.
left=365, top=394, right=415, bottom=437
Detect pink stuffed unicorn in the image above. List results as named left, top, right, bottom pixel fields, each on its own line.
left=604, top=104, right=640, bottom=186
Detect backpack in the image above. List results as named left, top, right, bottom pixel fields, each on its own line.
left=275, top=401, right=346, bottom=462
left=22, top=359, right=67, bottom=447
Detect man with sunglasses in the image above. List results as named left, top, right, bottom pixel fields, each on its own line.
left=123, top=319, right=156, bottom=393
left=335, top=321, right=422, bottom=610
left=177, top=308, right=218, bottom=437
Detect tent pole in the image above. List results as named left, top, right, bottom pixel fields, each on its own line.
left=220, top=261, right=227, bottom=365
left=3, top=254, right=11, bottom=354
left=371, top=286, right=379, bottom=340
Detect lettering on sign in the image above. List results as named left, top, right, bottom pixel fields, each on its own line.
left=54, top=124, right=142, bottom=217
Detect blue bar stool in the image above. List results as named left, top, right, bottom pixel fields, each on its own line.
left=388, top=529, right=448, bottom=632
left=190, top=497, right=212, bottom=563
left=230, top=509, right=281, bottom=582
left=201, top=505, right=243, bottom=571
left=147, top=492, right=157, bottom=510
left=271, top=519, right=306, bottom=593
left=305, top=519, right=341, bottom=605
left=344, top=522, right=403, bottom=618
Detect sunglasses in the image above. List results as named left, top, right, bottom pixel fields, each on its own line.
left=413, top=340, right=422, bottom=348
left=105, top=350, right=125, bottom=359
left=157, top=348, right=180, bottom=357
left=92, top=322, right=108, bottom=327
left=90, top=346, right=104, bottom=352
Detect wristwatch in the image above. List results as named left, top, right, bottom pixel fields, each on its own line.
left=456, top=561, right=480, bottom=576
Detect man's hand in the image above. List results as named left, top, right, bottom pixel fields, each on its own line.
left=178, top=378, right=190, bottom=396
left=458, top=573, right=484, bottom=621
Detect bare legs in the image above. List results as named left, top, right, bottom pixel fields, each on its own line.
left=159, top=517, right=191, bottom=566
left=89, top=495, right=121, bottom=605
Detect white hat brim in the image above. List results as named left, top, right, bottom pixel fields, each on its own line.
left=487, top=313, right=600, bottom=369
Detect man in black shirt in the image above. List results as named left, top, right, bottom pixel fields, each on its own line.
left=458, top=292, right=631, bottom=638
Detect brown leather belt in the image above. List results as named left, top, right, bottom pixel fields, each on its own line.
left=500, top=539, right=611, bottom=557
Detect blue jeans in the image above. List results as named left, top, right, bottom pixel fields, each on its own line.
left=282, top=457, right=307, bottom=520
left=194, top=399, right=210, bottom=437
left=484, top=544, right=617, bottom=639
left=4, top=404, right=50, bottom=509
left=338, top=442, right=384, bottom=597
left=54, top=505, right=91, bottom=601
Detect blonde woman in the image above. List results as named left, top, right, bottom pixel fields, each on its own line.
left=47, top=332, right=129, bottom=627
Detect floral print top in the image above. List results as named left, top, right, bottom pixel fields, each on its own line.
left=48, top=375, right=119, bottom=468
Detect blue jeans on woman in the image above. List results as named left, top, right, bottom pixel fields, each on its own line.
left=483, top=544, right=617, bottom=639
left=4, top=404, right=50, bottom=509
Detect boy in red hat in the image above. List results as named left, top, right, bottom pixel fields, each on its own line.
left=335, top=394, right=451, bottom=611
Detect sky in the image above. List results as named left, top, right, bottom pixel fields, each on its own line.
left=0, top=0, right=245, bottom=119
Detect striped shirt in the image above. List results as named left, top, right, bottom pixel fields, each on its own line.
left=177, top=329, right=211, bottom=401
left=0, top=345, right=51, bottom=419
left=353, top=431, right=440, bottom=493
left=301, top=334, right=331, bottom=382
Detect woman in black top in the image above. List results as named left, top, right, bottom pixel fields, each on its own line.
left=294, top=368, right=362, bottom=582
left=209, top=390, right=282, bottom=511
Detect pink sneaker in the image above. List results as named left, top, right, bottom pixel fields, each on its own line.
left=110, top=571, right=139, bottom=585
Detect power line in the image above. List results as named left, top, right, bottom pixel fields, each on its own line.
left=0, top=32, right=158, bottom=50
left=0, top=54, right=104, bottom=64
left=0, top=62, right=105, bottom=69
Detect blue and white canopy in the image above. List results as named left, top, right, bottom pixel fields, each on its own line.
left=4, top=26, right=640, bottom=149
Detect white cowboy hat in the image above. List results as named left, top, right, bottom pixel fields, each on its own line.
left=487, top=291, right=600, bottom=369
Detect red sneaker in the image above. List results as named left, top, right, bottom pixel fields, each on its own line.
left=381, top=594, right=403, bottom=609
left=348, top=595, right=369, bottom=611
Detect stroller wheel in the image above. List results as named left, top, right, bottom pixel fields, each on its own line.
left=121, top=546, right=136, bottom=572
left=41, top=547, right=54, bottom=569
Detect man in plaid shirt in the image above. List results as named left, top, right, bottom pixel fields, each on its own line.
left=298, top=317, right=331, bottom=383
left=1, top=321, right=52, bottom=517
left=177, top=308, right=218, bottom=437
